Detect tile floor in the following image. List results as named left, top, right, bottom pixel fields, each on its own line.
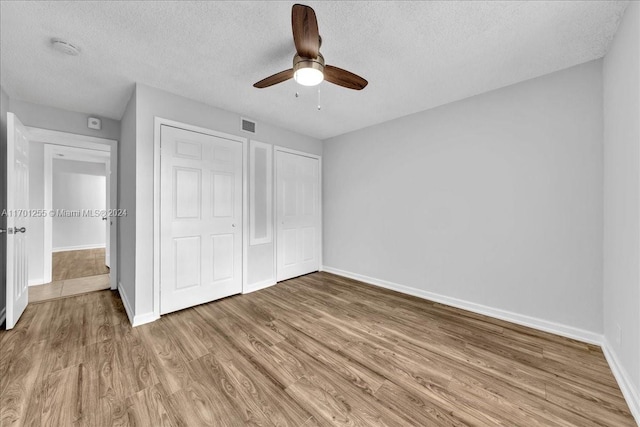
left=29, top=274, right=111, bottom=303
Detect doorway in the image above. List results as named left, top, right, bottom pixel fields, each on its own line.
left=4, top=121, right=118, bottom=328
left=27, top=128, right=118, bottom=302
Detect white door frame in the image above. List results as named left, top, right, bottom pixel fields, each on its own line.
left=27, top=127, right=118, bottom=290
left=273, top=146, right=322, bottom=280
left=44, top=144, right=110, bottom=275
left=153, top=117, right=248, bottom=319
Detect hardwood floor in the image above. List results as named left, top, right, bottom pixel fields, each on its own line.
left=28, top=248, right=111, bottom=303
left=1, top=272, right=635, bottom=426
left=52, top=248, right=110, bottom=281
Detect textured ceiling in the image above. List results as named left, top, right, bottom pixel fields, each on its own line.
left=0, top=1, right=629, bottom=140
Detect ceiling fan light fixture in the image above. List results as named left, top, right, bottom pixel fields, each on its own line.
left=253, top=5, right=367, bottom=91
left=294, top=67, right=324, bottom=86
left=293, top=54, right=325, bottom=86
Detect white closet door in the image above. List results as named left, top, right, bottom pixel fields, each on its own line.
left=276, top=150, right=320, bottom=281
left=160, top=125, right=242, bottom=315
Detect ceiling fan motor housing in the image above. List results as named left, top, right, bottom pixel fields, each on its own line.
left=293, top=53, right=325, bottom=74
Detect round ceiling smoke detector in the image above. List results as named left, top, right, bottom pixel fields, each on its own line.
left=51, top=38, right=80, bottom=56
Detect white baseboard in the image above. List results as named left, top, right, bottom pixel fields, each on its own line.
left=118, top=282, right=159, bottom=327
left=0, top=307, right=6, bottom=327
left=602, top=338, right=640, bottom=425
left=132, top=312, right=160, bottom=327
left=29, top=279, right=47, bottom=287
left=243, top=279, right=276, bottom=294
left=321, top=266, right=603, bottom=346
left=53, top=244, right=106, bottom=253
left=119, top=282, right=134, bottom=325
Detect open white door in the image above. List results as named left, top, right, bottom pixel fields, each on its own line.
left=5, top=113, right=29, bottom=329
left=276, top=150, right=320, bottom=281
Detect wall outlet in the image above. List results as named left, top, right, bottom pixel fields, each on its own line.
left=615, top=323, right=622, bottom=345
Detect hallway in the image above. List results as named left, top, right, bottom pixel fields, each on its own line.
left=29, top=248, right=110, bottom=303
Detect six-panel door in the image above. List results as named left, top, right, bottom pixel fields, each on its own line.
left=5, top=113, right=29, bottom=330
left=160, top=125, right=243, bottom=315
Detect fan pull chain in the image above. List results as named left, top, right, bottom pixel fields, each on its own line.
left=317, top=88, right=321, bottom=110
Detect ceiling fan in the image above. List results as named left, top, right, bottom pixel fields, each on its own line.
left=253, top=4, right=368, bottom=90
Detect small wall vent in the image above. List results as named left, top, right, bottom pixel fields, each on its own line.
left=241, top=118, right=257, bottom=134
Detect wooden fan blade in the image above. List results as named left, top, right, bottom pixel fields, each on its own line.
left=253, top=69, right=294, bottom=88
left=292, top=4, right=320, bottom=59
left=324, top=65, right=368, bottom=90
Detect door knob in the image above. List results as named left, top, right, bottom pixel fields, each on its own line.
left=6, top=227, right=26, bottom=234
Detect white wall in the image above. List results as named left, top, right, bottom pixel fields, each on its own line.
left=118, top=89, right=137, bottom=312
left=52, top=159, right=106, bottom=251
left=603, top=1, right=640, bottom=421
left=28, top=152, right=108, bottom=284
left=0, top=86, right=9, bottom=321
left=125, top=83, right=322, bottom=320
left=323, top=60, right=604, bottom=338
left=10, top=100, right=120, bottom=140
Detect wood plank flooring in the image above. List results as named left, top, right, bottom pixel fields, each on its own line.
left=29, top=248, right=111, bottom=303
left=1, top=272, right=635, bottom=426
left=52, top=248, right=110, bottom=281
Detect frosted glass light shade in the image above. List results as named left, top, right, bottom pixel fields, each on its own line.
left=294, top=67, right=324, bottom=86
